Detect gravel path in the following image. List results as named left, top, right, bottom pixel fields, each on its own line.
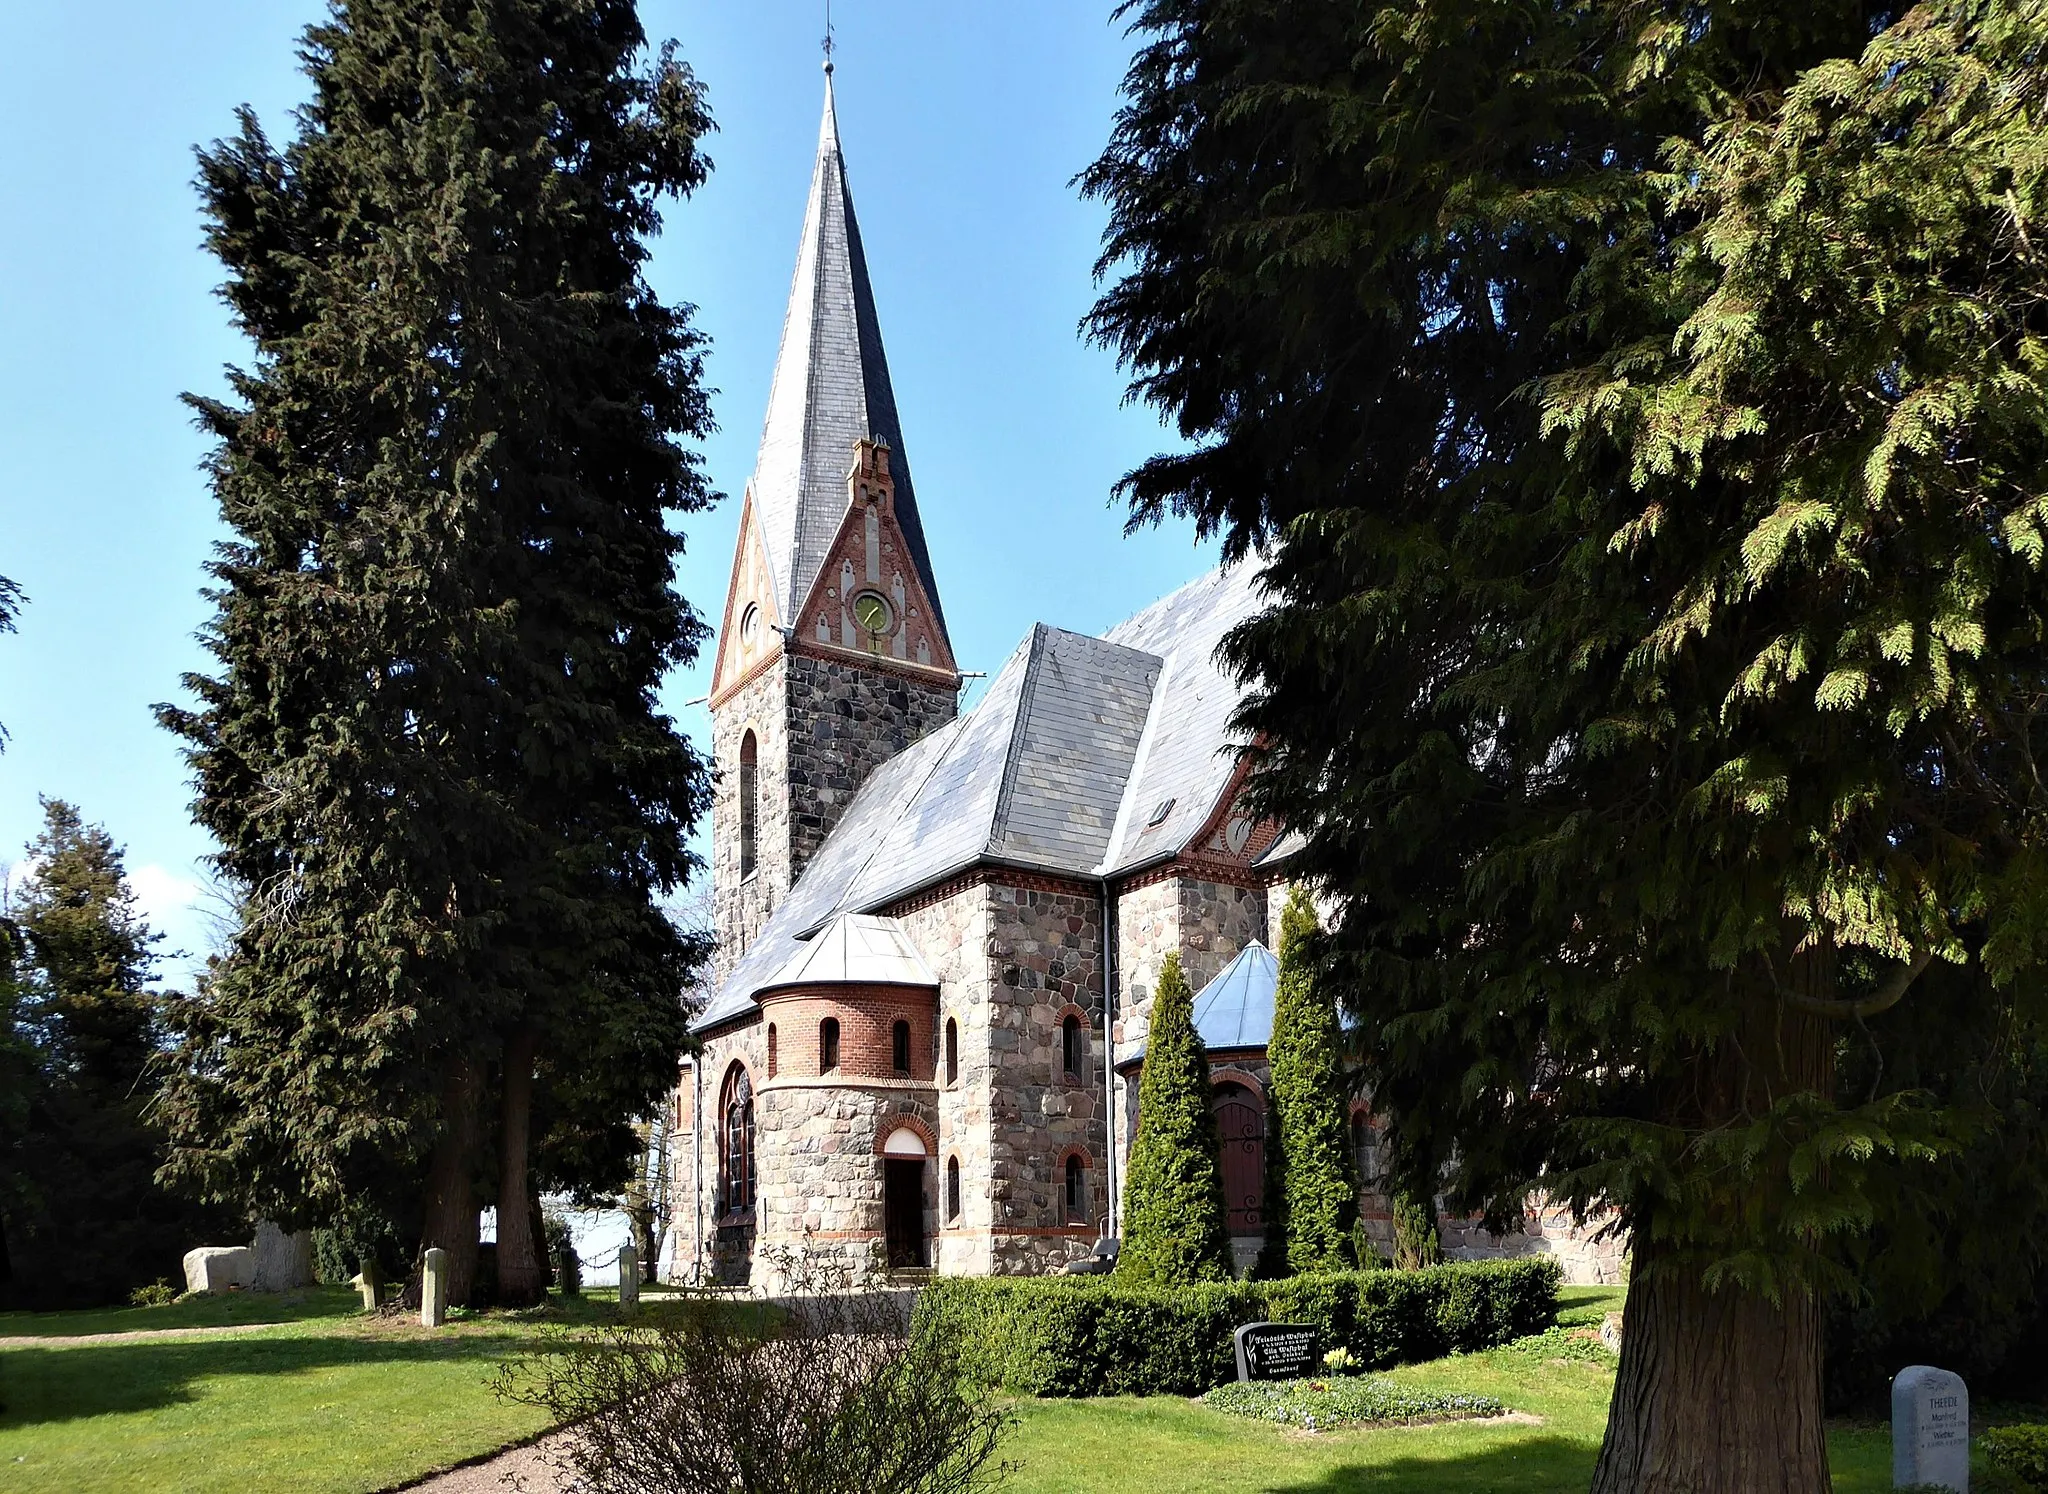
left=0, top=1323, right=296, bottom=1348
left=390, top=1435, right=572, bottom=1494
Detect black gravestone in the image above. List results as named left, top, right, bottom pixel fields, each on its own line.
left=1234, top=1321, right=1321, bottom=1382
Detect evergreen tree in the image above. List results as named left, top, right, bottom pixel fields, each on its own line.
left=1263, top=887, right=1356, bottom=1274
left=1116, top=952, right=1233, bottom=1284
left=157, top=0, right=717, bottom=1307
left=0, top=801, right=238, bottom=1307
left=0, top=574, right=20, bottom=749
left=1085, top=2, right=2048, bottom=1487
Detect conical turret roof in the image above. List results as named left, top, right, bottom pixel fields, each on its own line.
left=747, top=70, right=948, bottom=642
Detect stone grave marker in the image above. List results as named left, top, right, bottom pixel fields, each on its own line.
left=617, top=1245, right=639, bottom=1315
left=1233, top=1322, right=1320, bottom=1383
left=1892, top=1363, right=1969, bottom=1492
left=421, top=1247, right=449, bottom=1329
left=349, top=1261, right=383, bottom=1311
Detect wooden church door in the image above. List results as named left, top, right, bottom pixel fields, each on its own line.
left=1213, top=1083, right=1265, bottom=1235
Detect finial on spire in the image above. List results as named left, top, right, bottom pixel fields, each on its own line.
left=822, top=0, right=835, bottom=72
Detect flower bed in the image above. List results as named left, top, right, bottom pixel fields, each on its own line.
left=1202, top=1376, right=1506, bottom=1432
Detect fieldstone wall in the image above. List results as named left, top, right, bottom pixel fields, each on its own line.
left=897, top=885, right=996, bottom=1276
left=783, top=650, right=956, bottom=875
left=670, top=1021, right=768, bottom=1285
left=709, top=650, right=955, bottom=982
left=1438, top=1199, right=1630, bottom=1285
left=983, top=879, right=1107, bottom=1274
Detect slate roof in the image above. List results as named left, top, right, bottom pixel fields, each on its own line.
left=749, top=72, right=948, bottom=643
left=694, top=561, right=1275, bottom=1034
left=758, top=913, right=937, bottom=994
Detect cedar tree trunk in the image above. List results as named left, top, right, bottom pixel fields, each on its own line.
left=1590, top=977, right=1834, bottom=1494
left=419, top=1050, right=483, bottom=1307
left=494, top=1025, right=544, bottom=1305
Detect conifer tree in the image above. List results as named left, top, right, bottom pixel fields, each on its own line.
left=0, top=575, right=20, bottom=749
left=1263, top=887, right=1357, bottom=1274
left=1086, top=1, right=2048, bottom=1487
left=1, top=801, right=236, bottom=1306
left=1116, top=952, right=1233, bottom=1284
left=157, top=0, right=716, bottom=1306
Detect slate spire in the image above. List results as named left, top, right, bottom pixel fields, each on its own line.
left=748, top=66, right=948, bottom=641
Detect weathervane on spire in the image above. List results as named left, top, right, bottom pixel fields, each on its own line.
left=822, top=0, right=835, bottom=72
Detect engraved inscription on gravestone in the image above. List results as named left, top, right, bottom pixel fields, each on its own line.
left=1892, top=1363, right=1969, bottom=1492
left=1233, top=1322, right=1320, bottom=1383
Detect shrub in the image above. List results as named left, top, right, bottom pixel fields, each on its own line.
left=499, top=1251, right=1013, bottom=1494
left=1985, top=1426, right=2048, bottom=1491
left=1265, top=889, right=1359, bottom=1274
left=1391, top=1189, right=1443, bottom=1269
left=1117, top=952, right=1233, bottom=1284
left=127, top=1279, right=177, bottom=1308
left=917, top=1256, right=1560, bottom=1397
left=1202, top=1376, right=1504, bottom=1430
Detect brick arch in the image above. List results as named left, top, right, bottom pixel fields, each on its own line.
left=1209, top=1066, right=1266, bottom=1105
left=873, top=1114, right=937, bottom=1157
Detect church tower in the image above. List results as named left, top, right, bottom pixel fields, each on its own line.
left=708, top=67, right=960, bottom=972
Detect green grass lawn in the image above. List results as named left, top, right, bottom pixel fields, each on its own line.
left=0, top=1282, right=1935, bottom=1494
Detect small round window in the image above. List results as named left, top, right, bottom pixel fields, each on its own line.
left=852, top=592, right=892, bottom=636
left=739, top=602, right=761, bottom=645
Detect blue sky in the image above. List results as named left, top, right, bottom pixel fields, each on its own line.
left=0, top=2, right=1216, bottom=981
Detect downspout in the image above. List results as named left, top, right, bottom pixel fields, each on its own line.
left=691, top=1058, right=704, bottom=1283
left=1100, top=876, right=1120, bottom=1239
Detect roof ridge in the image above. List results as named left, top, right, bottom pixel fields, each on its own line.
left=987, top=623, right=1050, bottom=848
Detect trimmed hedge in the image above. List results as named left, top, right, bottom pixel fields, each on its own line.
left=1985, top=1426, right=2048, bottom=1491
left=916, top=1256, right=1561, bottom=1397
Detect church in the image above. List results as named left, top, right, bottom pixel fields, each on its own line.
left=664, top=70, right=1620, bottom=1289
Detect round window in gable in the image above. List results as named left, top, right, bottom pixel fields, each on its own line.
left=739, top=602, right=761, bottom=646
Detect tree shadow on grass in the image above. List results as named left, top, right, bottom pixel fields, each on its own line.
left=1267, top=1434, right=1597, bottom=1494
left=0, top=1328, right=549, bottom=1429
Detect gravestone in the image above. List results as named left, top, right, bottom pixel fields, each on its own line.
left=1892, top=1364, right=1969, bottom=1492
left=349, top=1265, right=382, bottom=1312
left=421, top=1247, right=449, bottom=1329
left=617, top=1245, right=639, bottom=1315
left=1233, top=1322, right=1320, bottom=1383
left=250, top=1221, right=315, bottom=1291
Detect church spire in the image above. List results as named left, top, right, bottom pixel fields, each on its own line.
left=746, top=67, right=948, bottom=646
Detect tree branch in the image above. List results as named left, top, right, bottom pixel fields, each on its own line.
left=1780, top=947, right=1933, bottom=1020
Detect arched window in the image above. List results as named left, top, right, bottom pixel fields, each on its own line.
left=718, top=1064, right=755, bottom=1219
left=1061, top=1013, right=1083, bottom=1077
left=766, top=1023, right=778, bottom=1079
left=944, top=1018, right=958, bottom=1085
left=947, top=1156, right=961, bottom=1222
left=820, top=1017, right=840, bottom=1073
left=738, top=731, right=759, bottom=879
left=892, top=1019, right=910, bottom=1073
left=1065, top=1154, right=1086, bottom=1224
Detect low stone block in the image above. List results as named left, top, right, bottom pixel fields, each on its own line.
left=421, top=1247, right=449, bottom=1328
left=182, top=1246, right=257, bottom=1295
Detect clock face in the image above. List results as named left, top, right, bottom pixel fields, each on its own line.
left=853, top=593, right=892, bottom=636
left=1224, top=815, right=1254, bottom=855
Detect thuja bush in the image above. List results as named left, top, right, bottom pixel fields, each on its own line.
left=498, top=1252, right=1013, bottom=1494
left=917, top=1257, right=1559, bottom=1398
left=1117, top=952, right=1233, bottom=1284
left=1264, top=887, right=1359, bottom=1274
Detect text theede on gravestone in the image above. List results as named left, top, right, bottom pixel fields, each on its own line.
left=1892, top=1363, right=1969, bottom=1493
left=1234, top=1322, right=1320, bottom=1382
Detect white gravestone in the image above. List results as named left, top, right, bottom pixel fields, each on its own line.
left=421, top=1247, right=449, bottom=1329
left=1893, top=1363, right=1968, bottom=1491
left=617, top=1245, right=638, bottom=1315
